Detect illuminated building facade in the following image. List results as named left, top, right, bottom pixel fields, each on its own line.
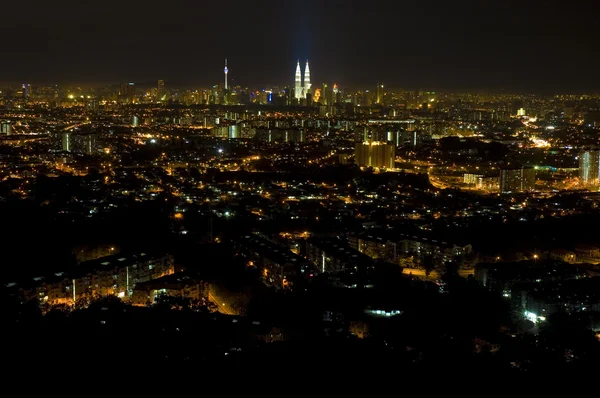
left=1, top=121, right=13, bottom=135
left=579, top=150, right=600, bottom=186
left=499, top=167, right=536, bottom=193
left=157, top=80, right=165, bottom=101
left=131, top=273, right=209, bottom=306
left=355, top=141, right=395, bottom=169
left=294, top=60, right=311, bottom=100
left=20, top=253, right=175, bottom=306
left=376, top=83, right=384, bottom=104
left=58, top=133, right=98, bottom=155
left=127, top=82, right=136, bottom=104
left=304, top=60, right=311, bottom=95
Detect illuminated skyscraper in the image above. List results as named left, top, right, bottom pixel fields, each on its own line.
left=157, top=80, right=165, bottom=101
left=127, top=82, right=136, bottom=104
left=304, top=60, right=311, bottom=95
left=22, top=84, right=31, bottom=99
left=579, top=150, right=600, bottom=186
left=321, top=83, right=329, bottom=105
left=294, top=60, right=312, bottom=100
left=376, top=83, right=384, bottom=104
left=62, top=133, right=71, bottom=152
left=295, top=60, right=303, bottom=100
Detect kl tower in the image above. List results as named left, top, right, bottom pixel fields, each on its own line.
left=224, top=58, right=228, bottom=90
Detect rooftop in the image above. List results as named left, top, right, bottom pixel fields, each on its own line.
left=134, top=272, right=202, bottom=291
left=9, top=251, right=171, bottom=290
left=476, top=261, right=583, bottom=282
left=307, top=237, right=374, bottom=266
left=354, top=227, right=470, bottom=249
left=74, top=251, right=171, bottom=277
left=237, top=234, right=307, bottom=266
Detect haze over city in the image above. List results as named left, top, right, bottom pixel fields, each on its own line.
left=2, top=0, right=599, bottom=91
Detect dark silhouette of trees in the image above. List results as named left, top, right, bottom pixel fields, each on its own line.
left=153, top=293, right=215, bottom=313
left=420, top=253, right=436, bottom=276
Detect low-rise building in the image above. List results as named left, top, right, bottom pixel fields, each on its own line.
left=233, top=233, right=311, bottom=289
left=575, top=244, right=600, bottom=263
left=524, top=277, right=600, bottom=322
left=350, top=228, right=472, bottom=267
left=131, top=273, right=209, bottom=306
left=475, top=261, right=583, bottom=301
left=20, top=252, right=175, bottom=305
left=548, top=248, right=577, bottom=263
left=305, top=237, right=374, bottom=274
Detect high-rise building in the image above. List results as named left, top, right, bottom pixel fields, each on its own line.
left=22, top=84, right=31, bottom=99
left=127, top=82, right=136, bottom=104
left=579, top=150, right=600, bottom=186
left=62, top=132, right=71, bottom=152
left=376, top=83, right=384, bottom=104
left=304, top=61, right=311, bottom=95
left=355, top=141, right=395, bottom=169
left=321, top=83, right=329, bottom=105
left=333, top=84, right=340, bottom=104
left=0, top=121, right=12, bottom=135
left=499, top=167, right=536, bottom=193
left=294, top=60, right=312, bottom=100
left=294, top=60, right=303, bottom=100
left=157, top=80, right=165, bottom=102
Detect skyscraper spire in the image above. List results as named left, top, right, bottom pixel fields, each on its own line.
left=304, top=60, right=311, bottom=95
left=224, top=58, right=228, bottom=91
left=295, top=60, right=303, bottom=100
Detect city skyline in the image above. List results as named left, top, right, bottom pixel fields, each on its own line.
left=2, top=55, right=600, bottom=95
left=2, top=58, right=599, bottom=95
left=1, top=0, right=598, bottom=92
left=3, top=0, right=600, bottom=380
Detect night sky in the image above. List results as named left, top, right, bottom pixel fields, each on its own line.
left=3, top=0, right=599, bottom=91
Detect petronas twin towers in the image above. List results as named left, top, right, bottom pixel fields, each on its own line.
left=294, top=60, right=311, bottom=100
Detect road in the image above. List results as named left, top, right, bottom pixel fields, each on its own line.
left=208, top=292, right=236, bottom=315
left=402, top=268, right=438, bottom=280
left=402, top=268, right=475, bottom=280
left=64, top=122, right=90, bottom=131
left=428, top=173, right=455, bottom=190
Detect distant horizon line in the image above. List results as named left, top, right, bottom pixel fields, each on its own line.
left=0, top=81, right=598, bottom=96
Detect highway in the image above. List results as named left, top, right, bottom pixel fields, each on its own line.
left=208, top=292, right=237, bottom=315
left=64, top=122, right=91, bottom=131
left=428, top=175, right=452, bottom=190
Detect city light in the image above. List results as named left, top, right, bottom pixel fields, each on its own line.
left=2, top=4, right=600, bottom=373
left=531, top=138, right=550, bottom=148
